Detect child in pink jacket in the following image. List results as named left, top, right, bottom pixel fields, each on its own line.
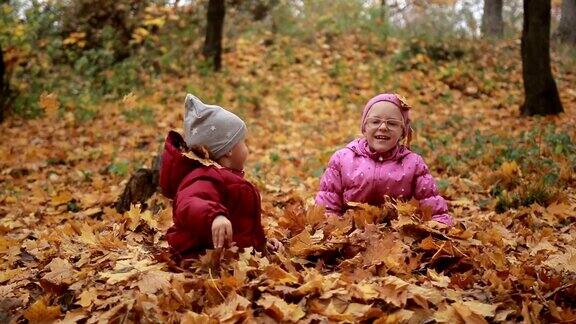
left=315, top=93, right=453, bottom=226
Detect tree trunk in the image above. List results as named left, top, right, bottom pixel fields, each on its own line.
left=0, top=43, right=7, bottom=123
left=521, top=0, right=563, bottom=116
left=203, top=0, right=225, bottom=71
left=482, top=0, right=503, bottom=38
left=252, top=0, right=278, bottom=21
left=116, top=154, right=162, bottom=213
left=556, top=0, right=576, bottom=44
left=380, top=0, right=387, bottom=25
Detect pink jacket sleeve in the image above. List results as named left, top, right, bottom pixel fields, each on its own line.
left=315, top=152, right=344, bottom=215
left=413, top=156, right=453, bottom=226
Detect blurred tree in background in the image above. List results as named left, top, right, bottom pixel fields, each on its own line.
left=521, top=0, right=563, bottom=116
left=0, top=41, right=7, bottom=122
left=556, top=0, right=576, bottom=44
left=203, top=0, right=225, bottom=71
left=0, top=0, right=571, bottom=121
left=482, top=0, right=503, bottom=38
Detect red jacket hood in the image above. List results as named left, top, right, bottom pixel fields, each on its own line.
left=159, top=131, right=203, bottom=199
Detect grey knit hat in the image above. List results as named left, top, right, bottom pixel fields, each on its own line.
left=183, top=94, right=247, bottom=159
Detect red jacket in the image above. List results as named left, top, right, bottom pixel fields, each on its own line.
left=159, top=131, right=266, bottom=257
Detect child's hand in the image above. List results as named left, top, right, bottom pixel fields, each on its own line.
left=211, top=215, right=233, bottom=248
left=266, top=238, right=284, bottom=253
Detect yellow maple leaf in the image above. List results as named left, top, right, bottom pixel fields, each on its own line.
left=0, top=237, right=17, bottom=254
left=288, top=227, right=325, bottom=257
left=0, top=268, right=23, bottom=283
left=408, top=284, right=445, bottom=306
left=543, top=246, right=576, bottom=273
left=528, top=239, right=557, bottom=256
left=39, top=92, right=59, bottom=118
left=125, top=205, right=157, bottom=230
left=377, top=276, right=409, bottom=308
left=347, top=202, right=383, bottom=229
left=181, top=311, right=215, bottom=324
left=462, top=300, right=498, bottom=317
left=126, top=205, right=142, bottom=230
left=143, top=17, right=165, bottom=27
left=122, top=92, right=137, bottom=109
left=63, top=32, right=86, bottom=45
left=321, top=300, right=372, bottom=322
left=433, top=304, right=464, bottom=323
left=23, top=297, right=61, bottom=323
left=42, top=257, right=76, bottom=286
left=288, top=227, right=314, bottom=256
left=182, top=149, right=221, bottom=168
left=100, top=259, right=163, bottom=285
left=50, top=191, right=73, bottom=206
left=452, top=301, right=492, bottom=323
left=278, top=204, right=307, bottom=234
left=60, top=310, right=87, bottom=323
left=140, top=210, right=158, bottom=230
left=207, top=293, right=251, bottom=322
left=131, top=27, right=150, bottom=44
left=264, top=264, right=299, bottom=285
left=427, top=268, right=450, bottom=288
left=306, top=204, right=326, bottom=227
left=545, top=201, right=572, bottom=221
left=77, top=287, right=98, bottom=308
left=256, top=293, right=305, bottom=322
left=498, top=160, right=520, bottom=185
left=352, top=282, right=380, bottom=301
left=78, top=223, right=99, bottom=246
left=375, top=309, right=415, bottom=324
left=136, top=270, right=172, bottom=294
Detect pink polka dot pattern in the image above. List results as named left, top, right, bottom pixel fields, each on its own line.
left=315, top=138, right=453, bottom=226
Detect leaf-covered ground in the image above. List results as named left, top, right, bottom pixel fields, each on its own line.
left=1, top=35, right=575, bottom=323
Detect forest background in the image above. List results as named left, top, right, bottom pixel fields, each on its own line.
left=0, top=0, right=575, bottom=322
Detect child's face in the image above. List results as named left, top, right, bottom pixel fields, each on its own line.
left=363, top=101, right=404, bottom=153
left=228, top=138, right=249, bottom=170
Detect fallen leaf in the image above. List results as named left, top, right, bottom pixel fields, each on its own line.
left=257, top=293, right=305, bottom=322
left=50, top=192, right=73, bottom=206
left=39, top=92, right=60, bottom=118
left=135, top=270, right=171, bottom=294
left=428, top=268, right=451, bottom=288
left=77, top=288, right=98, bottom=308
left=42, top=258, right=76, bottom=286
left=24, top=297, right=61, bottom=323
left=543, top=246, right=576, bottom=273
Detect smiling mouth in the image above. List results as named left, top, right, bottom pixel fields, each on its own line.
left=374, top=135, right=391, bottom=141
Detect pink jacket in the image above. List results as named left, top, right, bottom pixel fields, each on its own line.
left=315, top=138, right=453, bottom=226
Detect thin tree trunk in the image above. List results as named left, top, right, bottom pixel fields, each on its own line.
left=556, top=0, right=576, bottom=44
left=380, top=0, right=387, bottom=24
left=203, top=0, right=225, bottom=71
left=1, top=1, right=10, bottom=122
left=0, top=43, right=7, bottom=123
left=116, top=154, right=162, bottom=213
left=521, top=0, right=563, bottom=116
left=251, top=0, right=278, bottom=21
left=482, top=0, right=503, bottom=38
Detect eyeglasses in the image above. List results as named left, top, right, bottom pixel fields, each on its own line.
left=365, top=117, right=403, bottom=131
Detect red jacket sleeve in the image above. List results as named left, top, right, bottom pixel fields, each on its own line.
left=174, top=178, right=228, bottom=247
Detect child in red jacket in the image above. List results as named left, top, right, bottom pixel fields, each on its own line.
left=160, top=94, right=281, bottom=258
